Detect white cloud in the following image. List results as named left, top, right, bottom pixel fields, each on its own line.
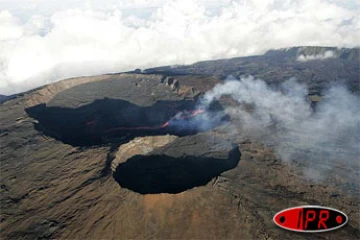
left=0, top=11, right=23, bottom=41
left=0, top=0, right=359, bottom=95
left=297, top=50, right=336, bottom=61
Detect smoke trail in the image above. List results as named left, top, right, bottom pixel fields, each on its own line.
left=199, top=75, right=360, bottom=182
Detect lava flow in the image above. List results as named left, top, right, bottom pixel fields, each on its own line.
left=104, top=109, right=205, bottom=133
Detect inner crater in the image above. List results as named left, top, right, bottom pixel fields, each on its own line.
left=112, top=134, right=241, bottom=194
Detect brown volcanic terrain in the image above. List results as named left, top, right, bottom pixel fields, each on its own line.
left=0, top=47, right=359, bottom=239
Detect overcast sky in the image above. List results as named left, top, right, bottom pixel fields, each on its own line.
left=0, top=0, right=359, bottom=95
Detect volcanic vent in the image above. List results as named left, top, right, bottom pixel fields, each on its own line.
left=26, top=98, right=228, bottom=146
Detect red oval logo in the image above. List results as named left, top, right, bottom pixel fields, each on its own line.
left=273, top=205, right=348, bottom=232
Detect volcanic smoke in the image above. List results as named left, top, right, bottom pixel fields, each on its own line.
left=199, top=75, right=360, bottom=183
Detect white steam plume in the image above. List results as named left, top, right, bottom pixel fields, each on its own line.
left=200, top=75, right=360, bottom=182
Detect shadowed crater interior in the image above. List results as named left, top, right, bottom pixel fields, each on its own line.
left=26, top=98, right=228, bottom=146
left=113, top=145, right=241, bottom=194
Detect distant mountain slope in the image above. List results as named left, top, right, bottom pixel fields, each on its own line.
left=2, top=46, right=358, bottom=103
left=0, top=94, right=16, bottom=104
left=265, top=46, right=360, bottom=61
left=143, top=46, right=360, bottom=95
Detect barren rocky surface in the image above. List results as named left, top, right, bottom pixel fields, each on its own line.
left=0, top=47, right=359, bottom=239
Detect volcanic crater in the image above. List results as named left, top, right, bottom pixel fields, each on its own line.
left=26, top=98, right=228, bottom=147
left=23, top=76, right=239, bottom=195
left=113, top=135, right=241, bottom=194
